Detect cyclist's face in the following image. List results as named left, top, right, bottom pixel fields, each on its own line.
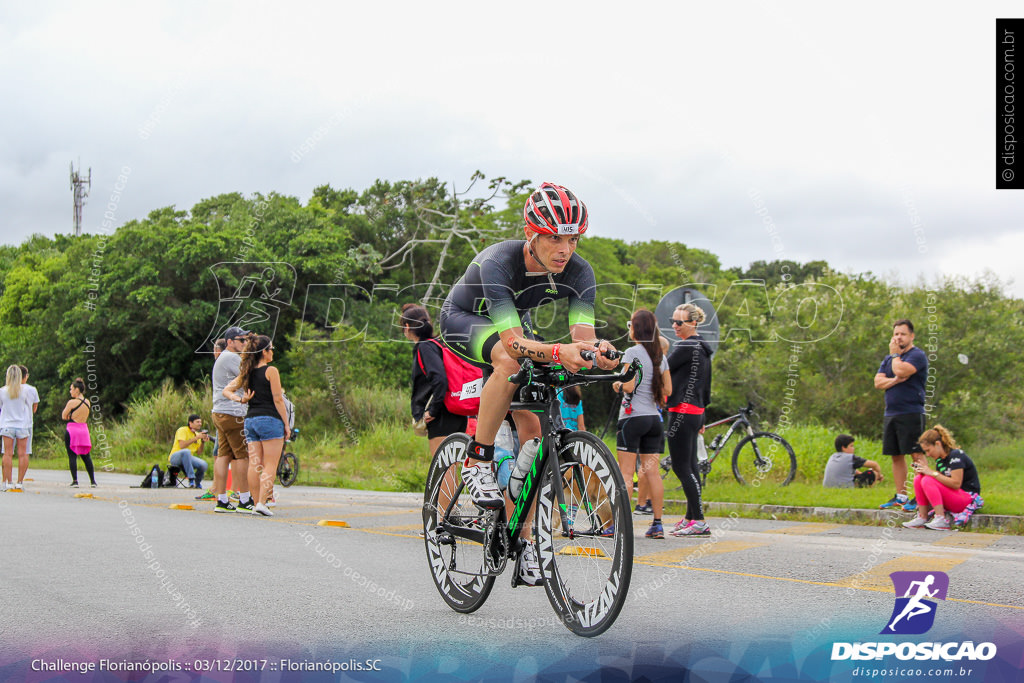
left=528, top=231, right=579, bottom=272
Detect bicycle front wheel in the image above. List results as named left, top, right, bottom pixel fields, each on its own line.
left=422, top=433, right=496, bottom=613
left=536, top=431, right=633, bottom=637
left=278, top=453, right=299, bottom=487
left=731, top=432, right=797, bottom=486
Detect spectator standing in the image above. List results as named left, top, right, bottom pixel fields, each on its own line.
left=612, top=309, right=671, bottom=539
left=402, top=303, right=468, bottom=458
left=874, top=319, right=929, bottom=511
left=168, top=414, right=210, bottom=488
left=17, top=365, right=39, bottom=459
left=62, top=378, right=96, bottom=487
left=822, top=434, right=883, bottom=488
left=223, top=334, right=289, bottom=517
left=903, top=425, right=982, bottom=530
left=0, top=365, right=37, bottom=490
left=665, top=303, right=713, bottom=537
left=210, top=327, right=254, bottom=513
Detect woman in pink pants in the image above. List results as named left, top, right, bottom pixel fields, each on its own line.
left=902, top=425, right=981, bottom=531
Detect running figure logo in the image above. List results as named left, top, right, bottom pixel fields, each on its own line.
left=881, top=571, right=949, bottom=635
left=197, top=262, right=296, bottom=352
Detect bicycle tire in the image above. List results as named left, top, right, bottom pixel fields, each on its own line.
left=536, top=431, right=633, bottom=637
left=731, top=432, right=797, bottom=486
left=278, top=453, right=299, bottom=487
left=422, top=433, right=496, bottom=613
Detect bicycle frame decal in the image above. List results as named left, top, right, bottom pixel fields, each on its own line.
left=508, top=438, right=544, bottom=532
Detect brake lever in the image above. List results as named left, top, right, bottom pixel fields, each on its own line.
left=620, top=357, right=643, bottom=384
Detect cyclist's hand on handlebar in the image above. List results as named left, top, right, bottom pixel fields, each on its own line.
left=593, top=340, right=619, bottom=370
left=558, top=342, right=596, bottom=373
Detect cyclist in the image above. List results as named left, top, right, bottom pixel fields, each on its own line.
left=439, top=181, right=618, bottom=586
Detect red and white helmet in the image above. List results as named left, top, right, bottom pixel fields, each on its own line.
left=523, top=182, right=588, bottom=236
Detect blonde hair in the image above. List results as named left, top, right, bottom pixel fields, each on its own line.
left=675, top=303, right=706, bottom=325
left=5, top=365, right=22, bottom=399
left=920, top=424, right=958, bottom=453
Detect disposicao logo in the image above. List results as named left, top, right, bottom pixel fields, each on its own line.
left=831, top=570, right=997, bottom=663
left=881, top=571, right=949, bottom=635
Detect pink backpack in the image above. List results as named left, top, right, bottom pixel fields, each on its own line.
left=417, top=338, right=482, bottom=416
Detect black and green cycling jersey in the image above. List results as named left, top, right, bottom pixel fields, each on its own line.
left=439, top=240, right=597, bottom=366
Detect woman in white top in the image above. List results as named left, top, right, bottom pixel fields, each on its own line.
left=0, top=365, right=38, bottom=490
left=612, top=309, right=672, bottom=539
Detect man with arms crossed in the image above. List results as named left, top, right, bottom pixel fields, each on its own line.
left=439, top=182, right=618, bottom=586
left=211, top=326, right=255, bottom=513
left=874, top=319, right=928, bottom=511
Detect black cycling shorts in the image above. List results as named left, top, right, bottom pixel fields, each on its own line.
left=439, top=301, right=537, bottom=368
left=426, top=406, right=468, bottom=440
left=882, top=413, right=925, bottom=456
left=616, top=415, right=664, bottom=454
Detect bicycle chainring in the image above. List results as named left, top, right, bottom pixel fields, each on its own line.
left=482, top=509, right=509, bottom=575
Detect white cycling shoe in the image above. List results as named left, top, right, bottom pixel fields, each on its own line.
left=460, top=461, right=504, bottom=509
left=516, top=540, right=544, bottom=587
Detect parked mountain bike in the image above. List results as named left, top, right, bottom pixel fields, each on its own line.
left=422, top=349, right=641, bottom=637
left=277, top=427, right=299, bottom=487
left=660, top=403, right=797, bottom=486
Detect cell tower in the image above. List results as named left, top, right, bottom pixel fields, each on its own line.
left=69, top=161, right=92, bottom=236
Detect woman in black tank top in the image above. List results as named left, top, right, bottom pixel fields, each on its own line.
left=61, top=377, right=96, bottom=487
left=223, top=334, right=289, bottom=516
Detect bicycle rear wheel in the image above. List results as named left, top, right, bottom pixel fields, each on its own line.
left=536, top=431, right=633, bottom=637
left=731, top=432, right=797, bottom=486
left=422, top=433, right=496, bottom=613
left=278, top=452, right=299, bottom=487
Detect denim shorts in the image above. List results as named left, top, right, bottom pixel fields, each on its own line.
left=0, top=426, right=31, bottom=440
left=243, top=415, right=285, bottom=442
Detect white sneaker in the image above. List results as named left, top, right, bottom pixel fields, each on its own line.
left=460, top=461, right=504, bottom=509
left=254, top=503, right=274, bottom=517
left=925, top=515, right=951, bottom=531
left=267, top=493, right=277, bottom=507
left=902, top=516, right=928, bottom=529
left=11, top=482, right=22, bottom=491
left=516, top=540, right=544, bottom=586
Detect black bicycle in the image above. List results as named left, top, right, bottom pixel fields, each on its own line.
left=422, top=349, right=641, bottom=637
left=277, top=427, right=299, bottom=487
left=660, top=403, right=797, bottom=486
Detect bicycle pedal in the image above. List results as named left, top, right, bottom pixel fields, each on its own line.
left=436, top=531, right=455, bottom=546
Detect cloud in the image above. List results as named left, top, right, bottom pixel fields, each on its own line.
left=1, top=2, right=1019, bottom=297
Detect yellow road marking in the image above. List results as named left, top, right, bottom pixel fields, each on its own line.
left=833, top=555, right=967, bottom=592
left=317, top=520, right=350, bottom=528
left=763, top=523, right=844, bottom=535
left=932, top=533, right=1004, bottom=549
left=636, top=541, right=767, bottom=564
left=374, top=524, right=424, bottom=532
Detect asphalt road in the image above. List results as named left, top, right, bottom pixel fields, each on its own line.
left=2, top=469, right=1022, bottom=682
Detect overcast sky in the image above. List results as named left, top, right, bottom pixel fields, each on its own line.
left=2, top=1, right=1022, bottom=296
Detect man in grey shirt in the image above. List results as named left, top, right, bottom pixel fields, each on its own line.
left=210, top=327, right=254, bottom=513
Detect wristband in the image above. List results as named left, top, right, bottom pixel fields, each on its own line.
left=551, top=343, right=560, bottom=363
